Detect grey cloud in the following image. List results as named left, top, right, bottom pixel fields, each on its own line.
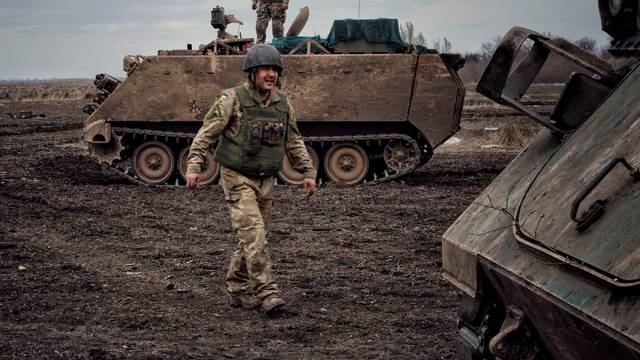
left=0, top=0, right=611, bottom=79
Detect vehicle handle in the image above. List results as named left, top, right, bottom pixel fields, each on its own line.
left=571, top=158, right=640, bottom=232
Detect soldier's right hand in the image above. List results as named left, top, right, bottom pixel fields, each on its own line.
left=186, top=173, right=200, bottom=190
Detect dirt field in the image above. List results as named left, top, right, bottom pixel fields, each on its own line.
left=0, top=82, right=554, bottom=359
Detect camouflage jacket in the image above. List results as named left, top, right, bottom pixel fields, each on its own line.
left=187, top=83, right=316, bottom=179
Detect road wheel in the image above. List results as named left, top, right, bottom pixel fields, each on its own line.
left=178, top=147, right=219, bottom=186
left=324, top=143, right=369, bottom=185
left=133, top=141, right=175, bottom=185
left=278, top=145, right=319, bottom=185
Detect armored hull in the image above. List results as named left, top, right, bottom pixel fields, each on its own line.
left=444, top=87, right=640, bottom=358
left=443, top=1, right=640, bottom=359
left=83, top=37, right=464, bottom=186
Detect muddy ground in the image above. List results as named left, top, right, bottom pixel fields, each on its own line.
left=0, top=84, right=553, bottom=359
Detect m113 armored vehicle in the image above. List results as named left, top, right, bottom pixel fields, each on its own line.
left=82, top=6, right=465, bottom=186
left=443, top=1, right=640, bottom=359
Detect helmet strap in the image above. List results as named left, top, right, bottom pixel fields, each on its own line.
left=248, top=71, right=257, bottom=89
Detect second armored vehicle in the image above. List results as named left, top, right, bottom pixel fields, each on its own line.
left=82, top=6, right=465, bottom=186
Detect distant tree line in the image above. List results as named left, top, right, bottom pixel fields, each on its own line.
left=400, top=21, right=614, bottom=83
left=464, top=33, right=610, bottom=62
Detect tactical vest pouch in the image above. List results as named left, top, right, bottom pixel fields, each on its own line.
left=245, top=120, right=264, bottom=155
left=262, top=123, right=284, bottom=145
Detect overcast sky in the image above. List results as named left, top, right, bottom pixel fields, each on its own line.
left=0, top=0, right=609, bottom=79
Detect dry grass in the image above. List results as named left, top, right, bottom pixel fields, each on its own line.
left=0, top=80, right=95, bottom=101
left=498, top=118, right=527, bottom=147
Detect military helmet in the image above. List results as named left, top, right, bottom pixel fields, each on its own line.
left=242, top=44, right=283, bottom=72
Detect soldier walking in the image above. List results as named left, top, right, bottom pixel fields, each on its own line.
left=186, top=44, right=317, bottom=313
left=253, top=0, right=289, bottom=43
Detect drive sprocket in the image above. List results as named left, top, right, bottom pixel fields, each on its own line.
left=88, top=132, right=124, bottom=166
left=383, top=138, right=420, bottom=173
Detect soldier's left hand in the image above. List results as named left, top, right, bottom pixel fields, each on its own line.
left=186, top=173, right=200, bottom=190
left=302, top=178, right=317, bottom=197
left=281, top=3, right=289, bottom=10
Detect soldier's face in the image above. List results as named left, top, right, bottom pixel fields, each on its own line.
left=255, top=66, right=279, bottom=91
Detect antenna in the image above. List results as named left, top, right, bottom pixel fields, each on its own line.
left=358, top=0, right=361, bottom=19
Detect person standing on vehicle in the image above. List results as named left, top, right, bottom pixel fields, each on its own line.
left=186, top=44, right=317, bottom=313
left=253, top=0, right=289, bottom=44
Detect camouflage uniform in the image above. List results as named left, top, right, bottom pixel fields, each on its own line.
left=255, top=0, right=289, bottom=44
left=187, top=84, right=316, bottom=300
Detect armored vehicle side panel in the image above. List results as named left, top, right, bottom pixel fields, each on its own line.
left=86, top=53, right=462, bottom=136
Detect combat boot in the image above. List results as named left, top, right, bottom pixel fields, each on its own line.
left=261, top=294, right=286, bottom=312
left=228, top=292, right=261, bottom=309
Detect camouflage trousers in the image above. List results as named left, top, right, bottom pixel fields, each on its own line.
left=256, top=4, right=286, bottom=44
left=219, top=166, right=279, bottom=300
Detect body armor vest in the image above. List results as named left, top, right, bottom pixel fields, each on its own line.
left=214, top=86, right=289, bottom=178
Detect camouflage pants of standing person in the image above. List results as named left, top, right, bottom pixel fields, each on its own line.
left=219, top=166, right=279, bottom=300
left=256, top=4, right=287, bottom=44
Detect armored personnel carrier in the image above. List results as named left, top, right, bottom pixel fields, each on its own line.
left=443, top=1, right=640, bottom=359
left=82, top=6, right=465, bottom=186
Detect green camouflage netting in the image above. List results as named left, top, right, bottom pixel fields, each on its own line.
left=272, top=20, right=431, bottom=54
left=326, top=18, right=409, bottom=52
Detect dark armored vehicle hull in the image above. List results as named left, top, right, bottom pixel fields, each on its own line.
left=443, top=1, right=640, bottom=359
